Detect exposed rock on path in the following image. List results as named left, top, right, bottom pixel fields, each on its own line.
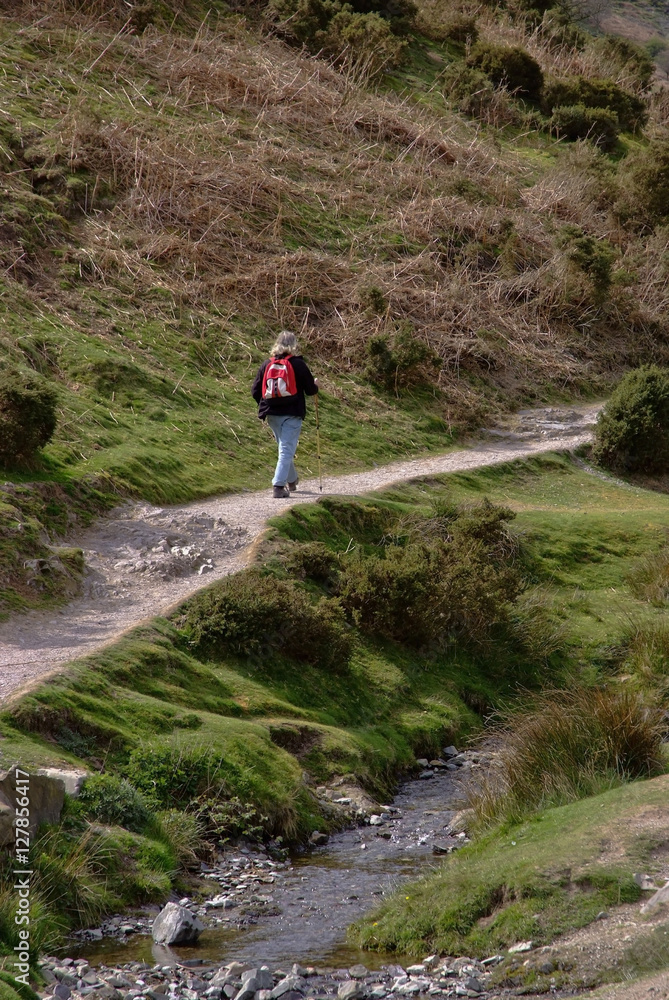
left=0, top=404, right=599, bottom=703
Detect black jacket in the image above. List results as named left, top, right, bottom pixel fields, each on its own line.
left=251, top=354, right=318, bottom=420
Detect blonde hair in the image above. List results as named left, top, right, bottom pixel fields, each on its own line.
left=271, top=330, right=298, bottom=356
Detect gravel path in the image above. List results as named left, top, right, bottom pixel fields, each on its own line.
left=0, top=404, right=599, bottom=704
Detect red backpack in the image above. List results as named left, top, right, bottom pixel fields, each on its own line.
left=262, top=355, right=298, bottom=399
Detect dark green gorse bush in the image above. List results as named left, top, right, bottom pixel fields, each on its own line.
left=269, top=0, right=415, bottom=67
left=366, top=325, right=441, bottom=393
left=180, top=569, right=353, bottom=670
left=0, top=372, right=57, bottom=467
left=338, top=500, right=522, bottom=648
left=549, top=104, right=619, bottom=151
left=593, top=365, right=669, bottom=474
left=467, top=43, right=543, bottom=100
left=542, top=75, right=646, bottom=131
left=616, top=140, right=669, bottom=229
left=79, top=773, right=151, bottom=833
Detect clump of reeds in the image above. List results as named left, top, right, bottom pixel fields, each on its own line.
left=615, top=617, right=669, bottom=690
left=626, top=547, right=669, bottom=606
left=470, top=686, right=666, bottom=828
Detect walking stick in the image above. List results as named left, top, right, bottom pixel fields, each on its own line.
left=314, top=393, right=323, bottom=493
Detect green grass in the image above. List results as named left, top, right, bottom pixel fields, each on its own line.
left=350, top=774, right=669, bottom=961
left=0, top=613, right=482, bottom=806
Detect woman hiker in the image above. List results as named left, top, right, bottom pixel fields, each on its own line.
left=251, top=331, right=319, bottom=498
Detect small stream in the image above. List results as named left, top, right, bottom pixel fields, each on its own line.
left=75, top=768, right=468, bottom=970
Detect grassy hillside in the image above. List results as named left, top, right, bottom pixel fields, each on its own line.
left=2, top=0, right=669, bottom=608
left=2, top=453, right=669, bottom=959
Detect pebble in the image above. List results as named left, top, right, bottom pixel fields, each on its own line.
left=38, top=953, right=504, bottom=1000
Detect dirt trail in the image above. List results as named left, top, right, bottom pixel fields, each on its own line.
left=0, top=404, right=599, bottom=704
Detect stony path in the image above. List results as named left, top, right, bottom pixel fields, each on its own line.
left=0, top=405, right=599, bottom=704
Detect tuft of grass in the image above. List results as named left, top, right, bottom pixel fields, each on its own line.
left=613, top=618, right=669, bottom=702
left=469, top=687, right=666, bottom=828
left=626, top=545, right=669, bottom=606
left=152, top=809, right=205, bottom=871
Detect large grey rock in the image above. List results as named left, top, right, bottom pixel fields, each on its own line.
left=0, top=763, right=67, bottom=845
left=634, top=872, right=657, bottom=891
left=152, top=902, right=204, bottom=945
left=242, top=970, right=273, bottom=990
left=235, top=969, right=273, bottom=1000
left=37, top=767, right=88, bottom=798
left=0, top=800, right=13, bottom=847
left=271, top=977, right=306, bottom=999
left=640, top=880, right=669, bottom=914
left=338, top=984, right=363, bottom=1000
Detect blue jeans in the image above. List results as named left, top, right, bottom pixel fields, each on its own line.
left=266, top=415, right=302, bottom=486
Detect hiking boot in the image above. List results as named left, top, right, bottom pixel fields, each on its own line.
left=273, top=485, right=290, bottom=499
left=287, top=477, right=299, bottom=492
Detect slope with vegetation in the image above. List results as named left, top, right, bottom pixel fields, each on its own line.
left=3, top=0, right=669, bottom=989
left=1, top=452, right=669, bottom=977
left=3, top=0, right=669, bottom=610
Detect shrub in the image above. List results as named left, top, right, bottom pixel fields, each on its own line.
left=286, top=541, right=341, bottom=585
left=441, top=63, right=495, bottom=116
left=366, top=325, right=441, bottom=393
left=593, top=35, right=655, bottom=89
left=79, top=774, right=151, bottom=833
left=269, top=0, right=416, bottom=51
left=471, top=687, right=665, bottom=826
left=317, top=9, right=406, bottom=75
left=196, top=795, right=270, bottom=843
left=349, top=0, right=417, bottom=34
left=550, top=104, right=619, bottom=151
left=180, top=569, right=353, bottom=670
left=338, top=543, right=439, bottom=645
left=271, top=0, right=345, bottom=45
left=338, top=500, right=521, bottom=648
left=428, top=12, right=478, bottom=43
left=557, top=224, right=616, bottom=294
left=542, top=75, right=647, bottom=131
left=0, top=372, right=57, bottom=467
left=442, top=67, right=523, bottom=127
left=467, top=43, right=543, bottom=100
left=125, top=744, right=222, bottom=807
left=616, top=140, right=669, bottom=228
left=593, top=365, right=669, bottom=474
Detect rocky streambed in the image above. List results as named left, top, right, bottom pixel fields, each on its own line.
left=39, top=750, right=526, bottom=1000
left=68, top=750, right=480, bottom=967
